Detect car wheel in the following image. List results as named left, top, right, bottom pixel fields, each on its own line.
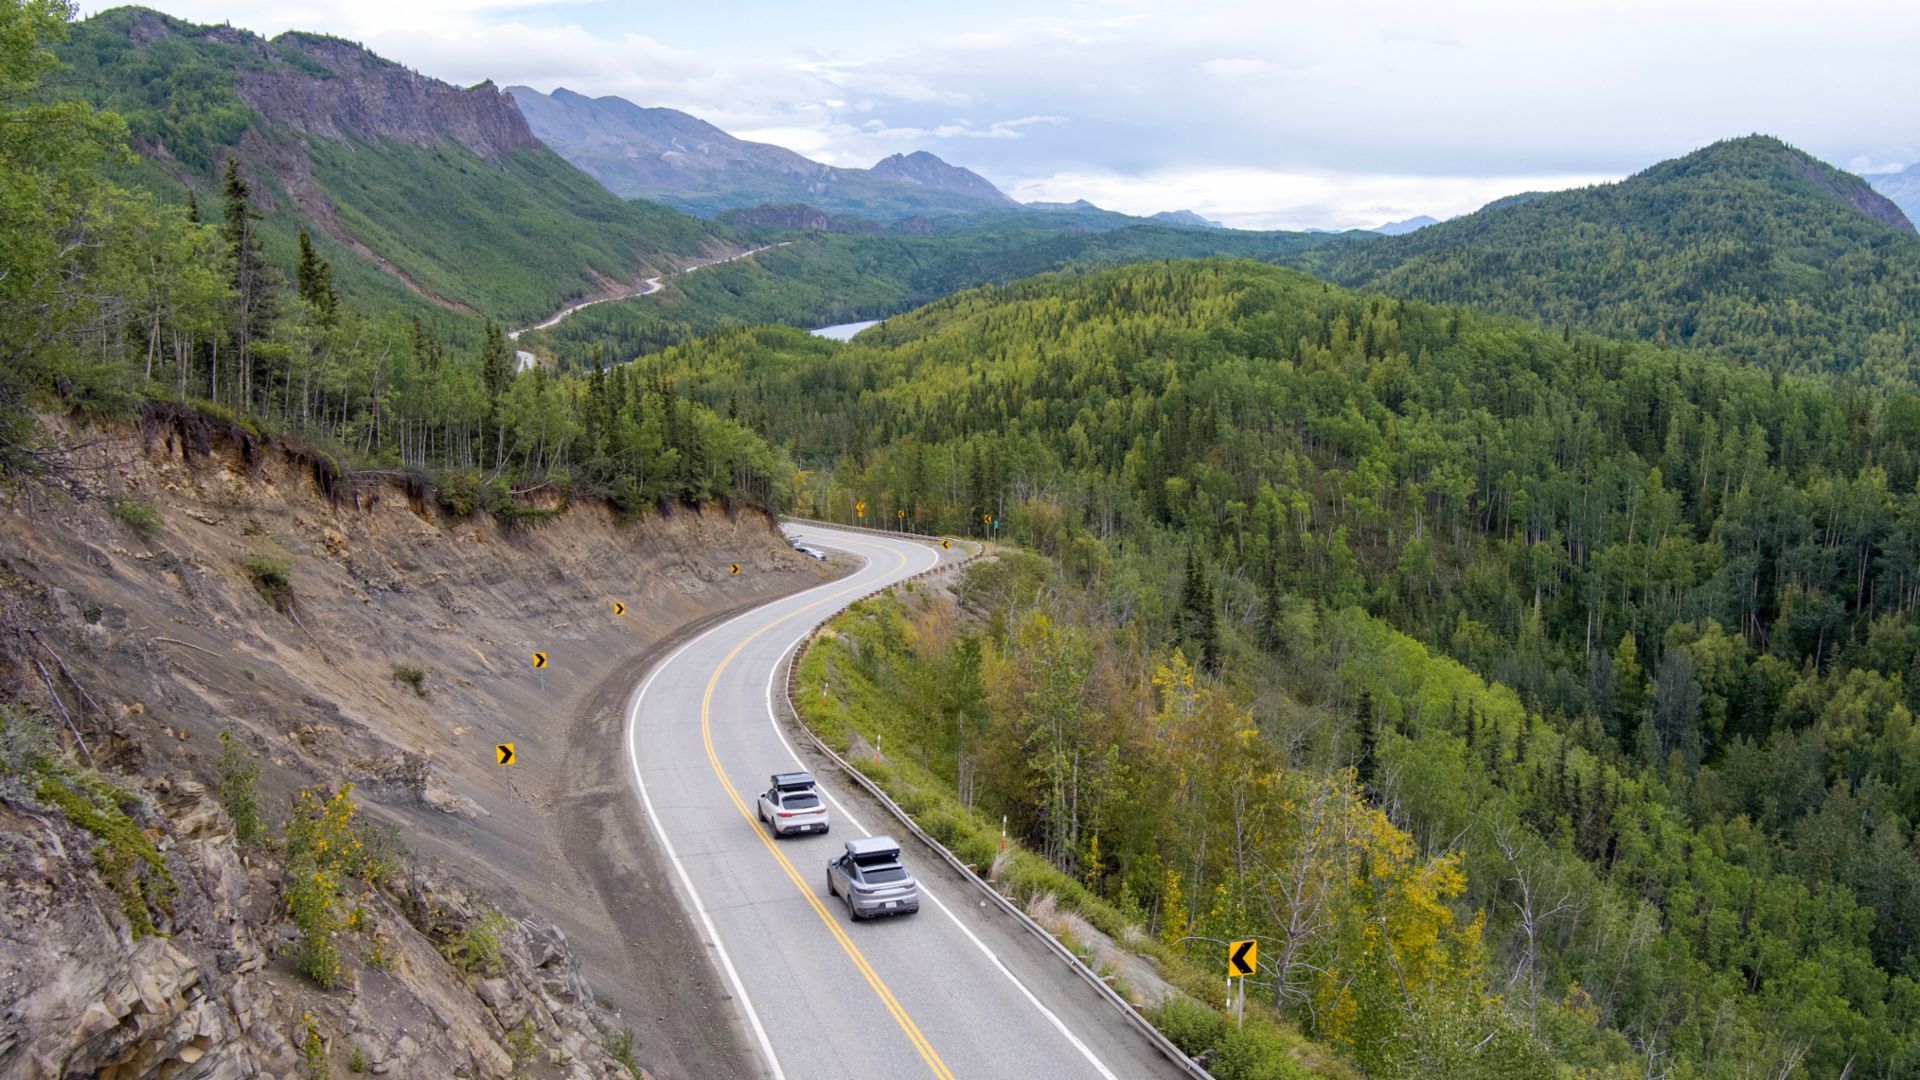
left=845, top=894, right=860, bottom=921
left=826, top=874, right=836, bottom=897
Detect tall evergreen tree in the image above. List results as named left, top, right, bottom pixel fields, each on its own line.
left=221, top=157, right=276, bottom=409
left=294, top=229, right=336, bottom=324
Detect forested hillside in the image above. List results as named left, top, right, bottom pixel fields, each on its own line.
left=52, top=6, right=721, bottom=326
left=519, top=222, right=1342, bottom=369
left=1294, top=136, right=1920, bottom=389
left=650, top=260, right=1920, bottom=1076
left=3, top=2, right=780, bottom=513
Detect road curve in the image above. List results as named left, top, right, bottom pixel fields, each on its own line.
left=623, top=523, right=1185, bottom=1080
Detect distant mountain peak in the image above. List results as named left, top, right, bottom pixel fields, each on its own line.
left=1373, top=214, right=1438, bottom=235
left=1652, top=134, right=1914, bottom=233
left=868, top=151, right=1013, bottom=204
left=1151, top=209, right=1227, bottom=229
left=507, top=87, right=1017, bottom=219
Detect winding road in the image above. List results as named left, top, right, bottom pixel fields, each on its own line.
left=623, top=523, right=1187, bottom=1080
left=509, top=243, right=791, bottom=371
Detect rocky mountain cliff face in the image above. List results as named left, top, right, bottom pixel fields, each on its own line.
left=236, top=36, right=541, bottom=163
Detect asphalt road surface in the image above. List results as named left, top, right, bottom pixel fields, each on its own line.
left=624, top=523, right=1188, bottom=1080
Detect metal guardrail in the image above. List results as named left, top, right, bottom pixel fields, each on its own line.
left=774, top=532, right=1215, bottom=1080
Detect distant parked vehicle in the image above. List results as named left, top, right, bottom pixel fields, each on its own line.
left=826, top=835, right=920, bottom=920
left=757, top=772, right=829, bottom=836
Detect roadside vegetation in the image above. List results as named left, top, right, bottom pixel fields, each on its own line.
left=741, top=260, right=1920, bottom=1076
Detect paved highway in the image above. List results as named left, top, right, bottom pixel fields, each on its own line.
left=623, top=523, right=1186, bottom=1080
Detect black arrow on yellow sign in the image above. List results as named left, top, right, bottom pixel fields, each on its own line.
left=612, top=601, right=626, bottom=617
left=531, top=651, right=548, bottom=669
left=496, top=743, right=515, bottom=766
left=1227, top=938, right=1258, bottom=978
left=729, top=562, right=741, bottom=575
left=941, top=539, right=952, bottom=550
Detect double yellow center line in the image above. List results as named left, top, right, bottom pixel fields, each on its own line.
left=697, top=545, right=956, bottom=1080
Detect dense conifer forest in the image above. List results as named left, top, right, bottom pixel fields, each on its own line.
left=650, top=260, right=1920, bottom=1076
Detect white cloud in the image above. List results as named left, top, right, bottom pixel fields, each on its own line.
left=1009, top=166, right=1616, bottom=231
left=82, top=0, right=1920, bottom=218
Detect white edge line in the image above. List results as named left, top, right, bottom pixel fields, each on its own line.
left=763, top=530, right=1124, bottom=1080
left=621, top=527, right=917, bottom=1080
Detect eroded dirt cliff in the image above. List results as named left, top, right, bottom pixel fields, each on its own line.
left=0, top=419, right=824, bottom=1079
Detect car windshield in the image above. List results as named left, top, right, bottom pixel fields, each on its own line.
left=861, top=865, right=909, bottom=884
left=783, top=793, right=820, bottom=808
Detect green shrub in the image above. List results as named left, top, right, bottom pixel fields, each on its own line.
left=444, top=909, right=510, bottom=976
left=284, top=784, right=382, bottom=989
left=506, top=1017, right=540, bottom=1073
left=391, top=665, right=428, bottom=697
left=438, top=471, right=484, bottom=518
left=1149, top=996, right=1229, bottom=1058
left=108, top=495, right=162, bottom=540
left=215, top=730, right=263, bottom=844
left=299, top=1015, right=330, bottom=1079
left=241, top=554, right=294, bottom=612
left=603, top=1028, right=641, bottom=1077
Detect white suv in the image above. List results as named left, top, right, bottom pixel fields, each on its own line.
left=757, top=772, right=829, bottom=837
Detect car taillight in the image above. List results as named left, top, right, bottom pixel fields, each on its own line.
left=778, top=811, right=797, bottom=817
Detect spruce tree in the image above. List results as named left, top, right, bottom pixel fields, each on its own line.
left=295, top=229, right=337, bottom=324
left=221, top=157, right=277, bottom=408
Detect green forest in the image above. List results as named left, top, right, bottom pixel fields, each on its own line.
left=516, top=219, right=1338, bottom=370
left=650, top=261, right=1920, bottom=1077
left=1, top=1, right=782, bottom=512
left=11, top=0, right=1920, bottom=1075
left=1296, top=136, right=1920, bottom=391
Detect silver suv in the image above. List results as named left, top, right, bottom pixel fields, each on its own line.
left=826, top=836, right=919, bottom=920
left=757, top=772, right=829, bottom=837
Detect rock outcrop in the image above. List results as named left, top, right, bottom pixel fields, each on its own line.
left=235, top=35, right=542, bottom=163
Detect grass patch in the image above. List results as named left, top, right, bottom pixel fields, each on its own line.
left=241, top=554, right=294, bottom=612
left=107, top=495, right=162, bottom=540
left=35, top=769, right=175, bottom=938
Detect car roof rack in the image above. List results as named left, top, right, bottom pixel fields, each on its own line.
left=845, top=835, right=901, bottom=859
left=771, top=771, right=816, bottom=792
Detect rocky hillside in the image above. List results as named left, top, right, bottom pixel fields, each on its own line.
left=232, top=32, right=540, bottom=162
left=58, top=9, right=724, bottom=324
left=507, top=85, right=1015, bottom=221
left=0, top=414, right=824, bottom=1078
left=869, top=151, right=1012, bottom=204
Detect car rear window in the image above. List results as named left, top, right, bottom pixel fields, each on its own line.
left=861, top=865, right=909, bottom=883
left=783, top=793, right=820, bottom=808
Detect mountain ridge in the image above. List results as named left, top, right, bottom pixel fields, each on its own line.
left=507, top=85, right=1015, bottom=221
left=1292, top=134, right=1920, bottom=386
left=60, top=8, right=723, bottom=323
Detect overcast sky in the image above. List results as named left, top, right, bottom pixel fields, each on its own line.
left=89, top=0, right=1920, bottom=230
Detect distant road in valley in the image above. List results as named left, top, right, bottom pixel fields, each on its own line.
left=509, top=243, right=790, bottom=371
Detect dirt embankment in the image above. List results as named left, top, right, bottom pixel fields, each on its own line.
left=0, top=422, right=825, bottom=1079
